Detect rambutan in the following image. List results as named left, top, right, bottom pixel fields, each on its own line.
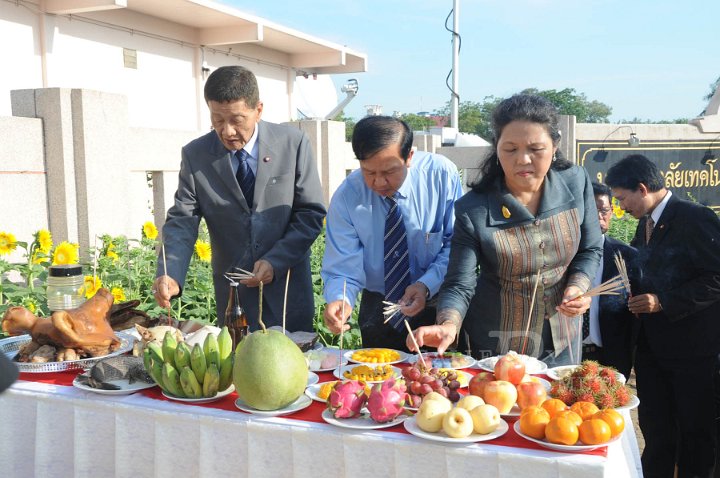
left=596, top=389, right=616, bottom=409
left=574, top=387, right=595, bottom=404
left=576, top=360, right=600, bottom=378
left=585, top=376, right=603, bottom=394
left=613, top=384, right=631, bottom=406
left=599, top=367, right=618, bottom=387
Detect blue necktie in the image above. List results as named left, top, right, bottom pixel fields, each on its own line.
left=384, top=194, right=411, bottom=331
left=235, top=149, right=255, bottom=204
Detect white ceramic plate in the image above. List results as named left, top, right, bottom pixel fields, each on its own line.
left=407, top=353, right=476, bottom=370
left=333, top=365, right=401, bottom=384
left=305, top=348, right=348, bottom=372
left=321, top=409, right=408, bottom=429
left=501, top=404, right=522, bottom=417
left=614, top=394, right=640, bottom=411
left=305, top=382, right=335, bottom=403
left=161, top=384, right=235, bottom=404
left=73, top=374, right=156, bottom=395
left=403, top=416, right=509, bottom=443
left=513, top=421, right=621, bottom=452
left=525, top=376, right=552, bottom=392
left=344, top=348, right=408, bottom=365
left=475, top=355, right=548, bottom=375
left=235, top=394, right=312, bottom=417
left=307, top=371, right=320, bottom=386
left=546, top=365, right=627, bottom=384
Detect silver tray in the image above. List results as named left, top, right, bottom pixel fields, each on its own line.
left=0, top=331, right=135, bottom=373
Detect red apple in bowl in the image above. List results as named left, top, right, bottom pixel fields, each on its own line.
left=482, top=380, right=517, bottom=414
left=468, top=371, right=495, bottom=398
left=516, top=381, right=547, bottom=410
left=494, top=352, right=526, bottom=385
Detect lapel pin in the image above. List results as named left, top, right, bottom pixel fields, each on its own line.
left=501, top=206, right=511, bottom=219
left=263, top=156, right=271, bottom=163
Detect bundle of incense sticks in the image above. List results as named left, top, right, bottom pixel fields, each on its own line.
left=520, top=269, right=542, bottom=355
left=613, top=252, right=632, bottom=295
left=225, top=267, right=255, bottom=281
left=570, top=274, right=626, bottom=301
left=382, top=301, right=403, bottom=324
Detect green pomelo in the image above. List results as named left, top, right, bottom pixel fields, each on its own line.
left=233, top=329, right=308, bottom=410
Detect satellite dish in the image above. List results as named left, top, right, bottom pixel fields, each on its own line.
left=294, top=74, right=338, bottom=119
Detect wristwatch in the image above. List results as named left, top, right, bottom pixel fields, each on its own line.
left=417, top=281, right=430, bottom=298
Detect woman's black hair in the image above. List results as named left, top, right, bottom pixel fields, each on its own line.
left=470, top=94, right=572, bottom=192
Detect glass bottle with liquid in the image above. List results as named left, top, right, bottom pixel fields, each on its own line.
left=225, top=281, right=249, bottom=351
left=46, top=265, right=86, bottom=311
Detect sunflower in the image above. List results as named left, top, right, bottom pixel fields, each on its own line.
left=611, top=197, right=625, bottom=219
left=35, top=229, right=53, bottom=253
left=25, top=301, right=37, bottom=314
left=0, top=232, right=17, bottom=256
left=106, top=243, right=119, bottom=262
left=195, top=240, right=212, bottom=262
left=52, top=241, right=79, bottom=265
left=82, top=275, right=102, bottom=298
left=111, top=287, right=126, bottom=302
left=142, top=221, right=158, bottom=240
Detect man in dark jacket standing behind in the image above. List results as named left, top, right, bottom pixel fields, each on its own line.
left=606, top=154, right=720, bottom=478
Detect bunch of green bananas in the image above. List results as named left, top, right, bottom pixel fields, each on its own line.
left=143, top=326, right=234, bottom=399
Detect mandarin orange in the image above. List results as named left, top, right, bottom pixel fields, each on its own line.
left=570, top=401, right=600, bottom=421
left=519, top=406, right=550, bottom=439
left=541, top=398, right=568, bottom=418
left=593, top=409, right=625, bottom=438
left=545, top=416, right=579, bottom=446
left=578, top=418, right=611, bottom=445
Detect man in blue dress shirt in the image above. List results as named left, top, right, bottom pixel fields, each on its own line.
left=322, top=116, right=463, bottom=350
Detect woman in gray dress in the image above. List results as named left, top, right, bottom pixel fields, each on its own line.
left=408, top=94, right=602, bottom=363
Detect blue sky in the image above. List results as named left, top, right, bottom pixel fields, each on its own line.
left=224, top=0, right=719, bottom=122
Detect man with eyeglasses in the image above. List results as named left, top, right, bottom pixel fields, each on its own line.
left=581, top=182, right=638, bottom=378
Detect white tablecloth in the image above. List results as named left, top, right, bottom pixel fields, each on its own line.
left=0, top=380, right=642, bottom=478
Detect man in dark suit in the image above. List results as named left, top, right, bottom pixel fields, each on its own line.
left=152, top=66, right=326, bottom=330
left=606, top=154, right=720, bottom=478
left=582, top=182, right=638, bottom=379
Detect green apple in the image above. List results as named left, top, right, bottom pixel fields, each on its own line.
left=442, top=407, right=474, bottom=438
left=416, top=397, right=452, bottom=433
left=456, top=394, right=485, bottom=412
left=470, top=403, right=501, bottom=434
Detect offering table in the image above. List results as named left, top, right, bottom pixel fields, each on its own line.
left=0, top=373, right=642, bottom=478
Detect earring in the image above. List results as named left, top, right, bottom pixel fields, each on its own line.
left=552, top=153, right=557, bottom=162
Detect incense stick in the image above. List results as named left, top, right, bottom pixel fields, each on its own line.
left=382, top=301, right=403, bottom=324
left=521, top=269, right=542, bottom=355
left=404, top=319, right=428, bottom=370
left=339, top=280, right=346, bottom=375
left=566, top=274, right=626, bottom=302
left=161, top=243, right=172, bottom=324
left=258, top=281, right=266, bottom=332
left=613, top=251, right=637, bottom=317
left=282, top=269, right=291, bottom=334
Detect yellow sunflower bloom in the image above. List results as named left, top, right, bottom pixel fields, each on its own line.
left=82, top=275, right=102, bottom=298
left=611, top=197, right=625, bottom=219
left=106, top=243, right=119, bottom=262
left=111, top=287, right=126, bottom=302
left=142, top=221, right=158, bottom=240
left=52, top=241, right=79, bottom=265
left=195, top=240, right=212, bottom=262
left=26, top=302, right=37, bottom=313
left=35, top=229, right=53, bottom=253
left=0, top=232, right=17, bottom=256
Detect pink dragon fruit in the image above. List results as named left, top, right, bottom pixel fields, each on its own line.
left=367, top=378, right=407, bottom=423
left=327, top=380, right=368, bottom=418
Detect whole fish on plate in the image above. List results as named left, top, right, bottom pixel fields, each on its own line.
left=76, top=355, right=154, bottom=390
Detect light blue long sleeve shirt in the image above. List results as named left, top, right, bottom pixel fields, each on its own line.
left=322, top=151, right=463, bottom=308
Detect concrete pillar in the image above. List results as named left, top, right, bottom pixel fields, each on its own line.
left=151, top=170, right=179, bottom=240
left=558, top=114, right=576, bottom=164
left=11, top=88, right=79, bottom=244
left=289, top=119, right=347, bottom=206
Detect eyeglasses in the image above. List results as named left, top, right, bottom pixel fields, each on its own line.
left=597, top=208, right=612, bottom=216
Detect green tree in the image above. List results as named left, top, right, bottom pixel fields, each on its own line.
left=399, top=113, right=434, bottom=132
left=333, top=112, right=356, bottom=142
left=704, top=76, right=720, bottom=101
left=520, top=88, right=612, bottom=123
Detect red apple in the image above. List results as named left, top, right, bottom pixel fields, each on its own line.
left=468, top=371, right=495, bottom=398
left=494, top=353, right=526, bottom=385
left=482, top=380, right=517, bottom=414
left=516, top=381, right=547, bottom=410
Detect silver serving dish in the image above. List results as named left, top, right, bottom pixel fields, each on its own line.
left=0, top=331, right=135, bottom=373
